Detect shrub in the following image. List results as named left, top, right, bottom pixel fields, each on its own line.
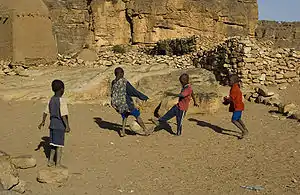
left=112, top=45, right=126, bottom=54
left=152, top=36, right=197, bottom=56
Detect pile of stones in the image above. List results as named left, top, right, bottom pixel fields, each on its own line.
left=55, top=49, right=196, bottom=70
left=0, top=61, right=28, bottom=77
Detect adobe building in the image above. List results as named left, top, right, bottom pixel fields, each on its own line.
left=0, top=0, right=57, bottom=65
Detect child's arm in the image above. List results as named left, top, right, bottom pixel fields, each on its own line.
left=127, top=82, right=149, bottom=101
left=191, top=91, right=199, bottom=107
left=38, top=112, right=47, bottom=129
left=60, top=98, right=71, bottom=133
left=62, top=115, right=70, bottom=133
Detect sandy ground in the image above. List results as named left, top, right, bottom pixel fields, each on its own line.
left=0, top=92, right=299, bottom=195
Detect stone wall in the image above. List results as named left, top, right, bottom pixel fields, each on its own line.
left=194, top=37, right=300, bottom=86
left=0, top=0, right=57, bottom=65
left=256, top=20, right=300, bottom=50
left=44, top=0, right=258, bottom=55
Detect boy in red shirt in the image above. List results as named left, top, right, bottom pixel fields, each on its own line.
left=152, top=73, right=198, bottom=136
left=224, top=74, right=248, bottom=139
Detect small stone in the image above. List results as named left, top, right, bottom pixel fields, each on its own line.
left=251, top=92, right=259, bottom=98
left=276, top=74, right=284, bottom=79
left=275, top=54, right=282, bottom=58
left=284, top=71, right=297, bottom=79
left=278, top=83, right=288, bottom=90
left=243, top=47, right=252, bottom=54
left=11, top=180, right=26, bottom=194
left=37, top=167, right=69, bottom=184
left=259, top=74, right=266, bottom=81
left=11, top=155, right=36, bottom=169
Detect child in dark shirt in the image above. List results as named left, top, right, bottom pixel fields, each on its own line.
left=111, top=67, right=151, bottom=137
left=38, top=80, right=70, bottom=167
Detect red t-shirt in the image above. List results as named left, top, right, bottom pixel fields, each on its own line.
left=229, top=83, right=244, bottom=111
left=177, top=84, right=193, bottom=111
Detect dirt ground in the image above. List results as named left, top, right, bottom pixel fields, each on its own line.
left=0, top=87, right=299, bottom=195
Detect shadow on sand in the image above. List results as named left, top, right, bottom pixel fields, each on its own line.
left=188, top=118, right=241, bottom=139
left=93, top=117, right=138, bottom=137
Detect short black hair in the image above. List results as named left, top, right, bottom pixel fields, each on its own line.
left=114, top=67, right=124, bottom=77
left=229, top=74, right=239, bottom=83
left=51, top=79, right=64, bottom=92
left=180, top=73, right=189, bottom=83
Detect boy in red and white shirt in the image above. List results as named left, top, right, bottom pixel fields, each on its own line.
left=152, top=74, right=198, bottom=136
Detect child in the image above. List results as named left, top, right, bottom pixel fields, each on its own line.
left=111, top=67, right=151, bottom=137
left=152, top=73, right=198, bottom=136
left=38, top=79, right=70, bottom=167
left=224, top=74, right=248, bottom=139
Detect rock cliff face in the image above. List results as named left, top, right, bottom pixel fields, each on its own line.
left=42, top=0, right=91, bottom=55
left=43, top=0, right=258, bottom=54
left=256, top=21, right=300, bottom=50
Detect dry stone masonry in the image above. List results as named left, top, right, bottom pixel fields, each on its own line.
left=194, top=37, right=300, bottom=86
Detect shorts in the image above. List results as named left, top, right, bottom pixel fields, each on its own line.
left=232, top=111, right=242, bottom=121
left=121, top=108, right=140, bottom=119
left=50, top=129, right=65, bottom=147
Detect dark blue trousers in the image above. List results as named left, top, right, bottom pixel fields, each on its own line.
left=159, top=105, right=186, bottom=135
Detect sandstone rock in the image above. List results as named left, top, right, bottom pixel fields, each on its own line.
left=252, top=92, right=259, bottom=98
left=129, top=121, right=143, bottom=132
left=11, top=180, right=26, bottom=194
left=255, top=86, right=274, bottom=97
left=37, top=167, right=68, bottom=184
left=77, top=49, right=98, bottom=62
left=0, top=157, right=19, bottom=190
left=283, top=103, right=298, bottom=115
left=11, top=155, right=36, bottom=169
left=0, top=174, right=19, bottom=191
left=275, top=74, right=284, bottom=79
left=284, top=71, right=297, bottom=78
left=0, top=191, right=20, bottom=195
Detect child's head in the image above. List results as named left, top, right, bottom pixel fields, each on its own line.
left=179, top=73, right=189, bottom=86
left=51, top=79, right=65, bottom=96
left=114, top=67, right=124, bottom=79
left=229, top=74, right=239, bottom=86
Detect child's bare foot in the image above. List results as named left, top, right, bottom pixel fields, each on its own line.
left=47, top=161, right=55, bottom=167
left=120, top=131, right=126, bottom=137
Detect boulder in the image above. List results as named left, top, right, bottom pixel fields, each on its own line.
left=37, top=167, right=69, bottom=184
left=255, top=86, right=274, bottom=97
left=129, top=121, right=143, bottom=132
left=10, top=180, right=26, bottom=194
left=0, top=157, right=19, bottom=190
left=283, top=103, right=298, bottom=116
left=136, top=69, right=221, bottom=116
left=11, top=155, right=36, bottom=169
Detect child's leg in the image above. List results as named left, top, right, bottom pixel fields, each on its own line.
left=48, top=146, right=55, bottom=167
left=238, top=119, right=248, bottom=135
left=56, top=147, right=65, bottom=168
left=176, top=109, right=186, bottom=136
left=158, top=105, right=178, bottom=123
left=121, top=117, right=127, bottom=137
left=232, top=111, right=248, bottom=138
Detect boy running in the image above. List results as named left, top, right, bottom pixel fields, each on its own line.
left=111, top=67, right=151, bottom=137
left=38, top=80, right=70, bottom=167
left=152, top=73, right=198, bottom=136
left=224, top=74, right=248, bottom=139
